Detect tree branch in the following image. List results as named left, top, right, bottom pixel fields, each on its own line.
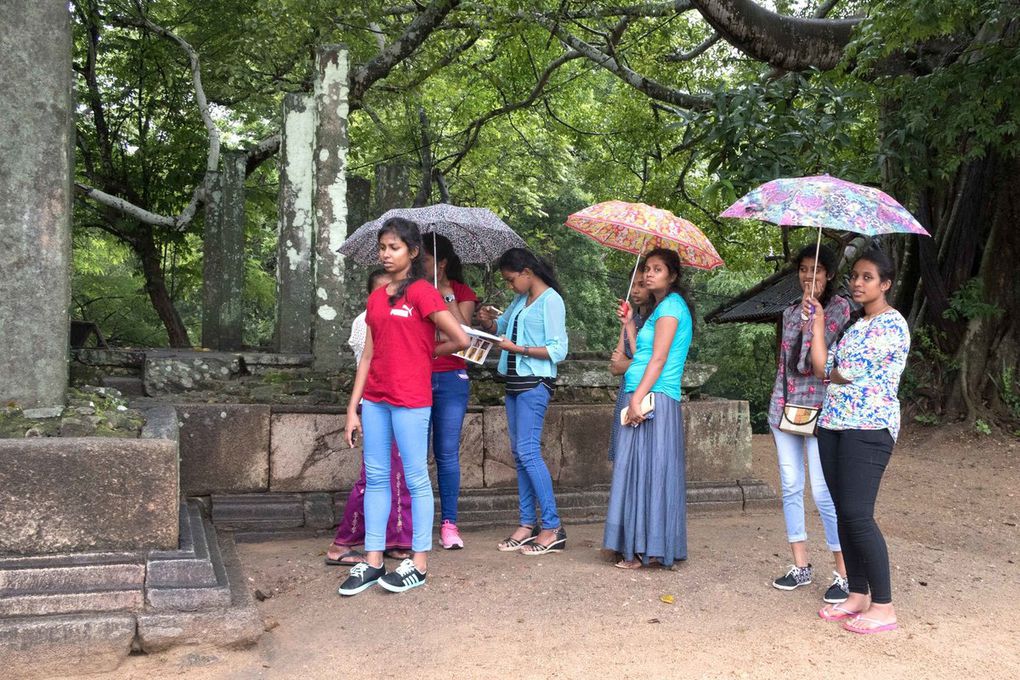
left=663, top=31, right=721, bottom=61
left=350, top=0, right=462, bottom=106
left=437, top=49, right=585, bottom=174
left=688, top=0, right=859, bottom=71
left=75, top=182, right=178, bottom=229
left=538, top=18, right=712, bottom=111
left=557, top=2, right=694, bottom=19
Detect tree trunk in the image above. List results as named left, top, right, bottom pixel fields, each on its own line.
left=135, top=225, right=192, bottom=347
left=900, top=152, right=1020, bottom=421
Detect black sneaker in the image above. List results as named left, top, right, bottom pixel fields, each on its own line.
left=823, top=572, right=849, bottom=603
left=772, top=564, right=813, bottom=590
left=377, top=558, right=427, bottom=593
left=338, top=561, right=386, bottom=596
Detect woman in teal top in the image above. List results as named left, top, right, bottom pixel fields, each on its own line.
left=478, top=248, right=569, bottom=556
left=604, top=248, right=694, bottom=569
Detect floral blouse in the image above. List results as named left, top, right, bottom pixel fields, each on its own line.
left=767, top=296, right=852, bottom=429
left=820, top=309, right=911, bottom=441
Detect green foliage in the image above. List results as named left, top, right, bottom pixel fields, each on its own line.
left=693, top=271, right=779, bottom=433
left=974, top=418, right=992, bottom=435
left=992, top=364, right=1020, bottom=422
left=943, top=278, right=1003, bottom=322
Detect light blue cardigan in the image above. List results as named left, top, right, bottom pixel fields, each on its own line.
left=494, top=288, right=568, bottom=377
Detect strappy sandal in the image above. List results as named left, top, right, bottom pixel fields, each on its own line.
left=497, top=525, right=539, bottom=552
left=324, top=548, right=366, bottom=566
left=818, top=604, right=860, bottom=622
left=520, top=527, right=567, bottom=556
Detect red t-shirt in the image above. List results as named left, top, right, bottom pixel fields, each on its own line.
left=433, top=279, right=479, bottom=373
left=363, top=278, right=447, bottom=408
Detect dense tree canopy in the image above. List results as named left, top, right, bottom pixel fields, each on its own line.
left=70, top=0, right=1020, bottom=429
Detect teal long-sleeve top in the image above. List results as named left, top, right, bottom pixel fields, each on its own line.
left=495, top=288, right=568, bottom=377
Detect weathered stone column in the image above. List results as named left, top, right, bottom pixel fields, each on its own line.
left=311, top=45, right=350, bottom=371
left=0, top=0, right=73, bottom=413
left=374, top=163, right=410, bottom=215
left=201, top=150, right=246, bottom=350
left=275, top=94, right=316, bottom=354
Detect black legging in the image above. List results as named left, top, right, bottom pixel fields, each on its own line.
left=816, top=427, right=894, bottom=604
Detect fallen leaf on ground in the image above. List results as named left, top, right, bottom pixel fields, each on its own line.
left=659, top=594, right=675, bottom=605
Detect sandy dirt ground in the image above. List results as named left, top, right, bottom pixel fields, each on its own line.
left=96, top=426, right=1017, bottom=679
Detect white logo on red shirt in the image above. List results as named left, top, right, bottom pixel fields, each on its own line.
left=389, top=303, right=414, bottom=318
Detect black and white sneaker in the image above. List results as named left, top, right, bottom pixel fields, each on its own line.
left=338, top=561, right=386, bottom=596
left=377, top=558, right=427, bottom=593
left=772, top=564, right=813, bottom=590
left=823, top=572, right=849, bottom=603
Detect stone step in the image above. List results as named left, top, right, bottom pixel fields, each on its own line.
left=211, top=493, right=305, bottom=531
left=0, top=613, right=136, bottom=678
left=100, top=376, right=145, bottom=396
left=146, top=501, right=217, bottom=587
left=145, top=500, right=231, bottom=611
left=0, top=589, right=143, bottom=617
left=0, top=552, right=144, bottom=595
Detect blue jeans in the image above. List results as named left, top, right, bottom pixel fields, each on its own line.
left=771, top=426, right=841, bottom=551
left=361, top=399, right=434, bottom=553
left=505, top=384, right=560, bottom=529
left=431, top=369, right=470, bottom=523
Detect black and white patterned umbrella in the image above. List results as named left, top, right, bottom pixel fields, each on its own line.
left=338, top=204, right=526, bottom=264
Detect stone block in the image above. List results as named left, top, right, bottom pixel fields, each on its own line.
left=0, top=552, right=144, bottom=594
left=0, top=589, right=144, bottom=617
left=0, top=613, right=136, bottom=678
left=684, top=399, right=753, bottom=482
left=211, top=494, right=305, bottom=531
left=556, top=405, right=615, bottom=487
left=178, top=404, right=270, bottom=495
left=481, top=405, right=563, bottom=486
left=269, top=412, right=362, bottom=492
left=145, top=351, right=245, bottom=395
left=303, top=492, right=336, bottom=529
left=0, top=438, right=178, bottom=554
left=458, top=413, right=485, bottom=489
left=147, top=502, right=218, bottom=588
left=136, top=534, right=263, bottom=653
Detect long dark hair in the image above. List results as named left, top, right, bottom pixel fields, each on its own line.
left=644, top=248, right=696, bottom=331
left=422, top=233, right=465, bottom=283
left=498, top=248, right=562, bottom=295
left=793, top=243, right=838, bottom=307
left=377, top=217, right=425, bottom=306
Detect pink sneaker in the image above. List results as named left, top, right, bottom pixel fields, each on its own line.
left=440, top=520, right=464, bottom=550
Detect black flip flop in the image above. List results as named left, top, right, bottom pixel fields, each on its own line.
left=324, top=548, right=366, bottom=566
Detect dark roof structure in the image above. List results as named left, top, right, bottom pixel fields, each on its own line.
left=704, top=269, right=801, bottom=325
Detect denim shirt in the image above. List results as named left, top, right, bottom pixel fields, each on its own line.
left=495, top=288, right=568, bottom=377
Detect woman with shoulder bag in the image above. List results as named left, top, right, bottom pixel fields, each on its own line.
left=769, top=245, right=851, bottom=603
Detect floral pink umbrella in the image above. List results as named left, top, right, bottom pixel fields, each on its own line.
left=565, top=200, right=724, bottom=296
left=721, top=175, right=930, bottom=315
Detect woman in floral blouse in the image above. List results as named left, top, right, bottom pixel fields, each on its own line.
left=768, top=245, right=851, bottom=604
left=805, top=246, right=910, bottom=634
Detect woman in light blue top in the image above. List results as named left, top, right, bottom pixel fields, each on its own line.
left=477, top=248, right=569, bottom=556
left=604, top=248, right=694, bottom=569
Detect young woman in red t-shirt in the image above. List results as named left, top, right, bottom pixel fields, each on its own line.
left=339, top=218, right=469, bottom=596
left=422, top=234, right=478, bottom=550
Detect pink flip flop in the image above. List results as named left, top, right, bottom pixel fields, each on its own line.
left=842, top=615, right=898, bottom=634
left=818, top=604, right=860, bottom=622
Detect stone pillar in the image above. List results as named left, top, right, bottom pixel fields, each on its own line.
left=202, top=150, right=246, bottom=350
left=0, top=0, right=73, bottom=414
left=275, top=94, right=316, bottom=354
left=374, top=163, right=410, bottom=215
left=311, top=45, right=350, bottom=371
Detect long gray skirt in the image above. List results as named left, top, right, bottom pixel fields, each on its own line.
left=603, top=392, right=687, bottom=566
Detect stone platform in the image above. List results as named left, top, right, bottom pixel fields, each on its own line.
left=0, top=500, right=263, bottom=677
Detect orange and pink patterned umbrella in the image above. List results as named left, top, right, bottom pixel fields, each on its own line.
left=565, top=200, right=724, bottom=271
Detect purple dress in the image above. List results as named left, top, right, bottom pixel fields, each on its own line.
left=333, top=442, right=412, bottom=550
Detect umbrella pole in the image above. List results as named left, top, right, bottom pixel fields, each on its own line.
left=801, top=226, right=823, bottom=321
left=625, top=237, right=646, bottom=304
left=432, top=232, right=439, bottom=287
left=810, top=226, right=822, bottom=299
